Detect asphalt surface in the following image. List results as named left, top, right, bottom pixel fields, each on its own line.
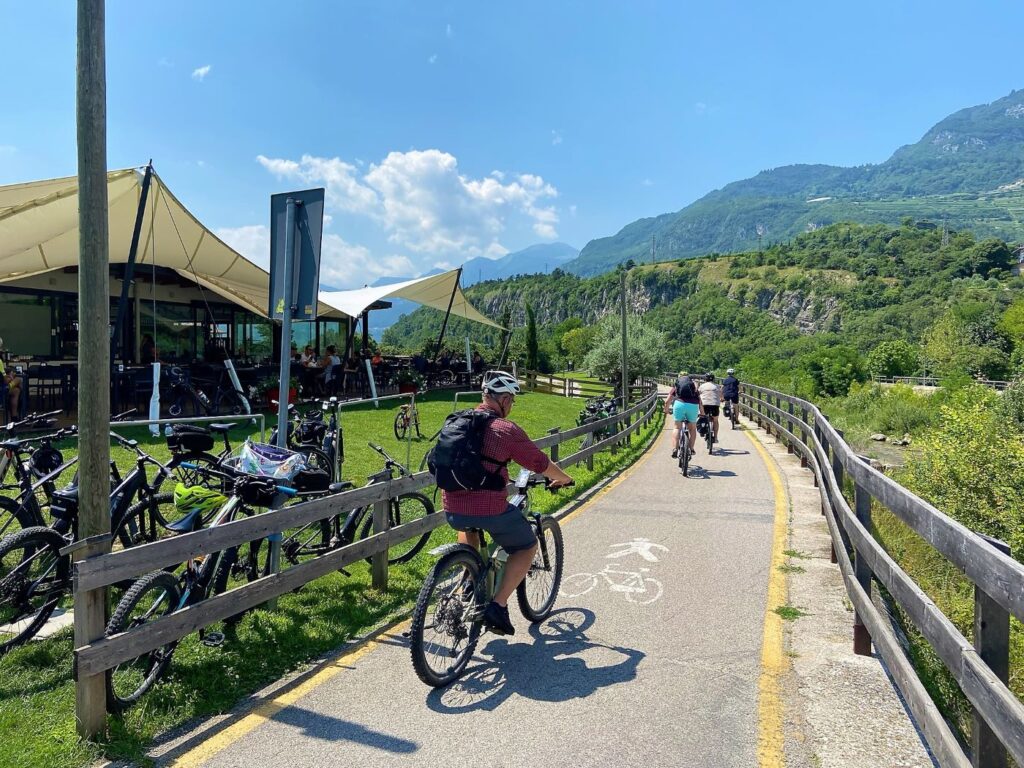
left=180, top=420, right=778, bottom=768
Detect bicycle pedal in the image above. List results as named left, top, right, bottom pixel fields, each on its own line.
left=201, top=631, right=226, bottom=647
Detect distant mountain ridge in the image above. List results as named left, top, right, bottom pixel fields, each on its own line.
left=567, top=89, right=1024, bottom=275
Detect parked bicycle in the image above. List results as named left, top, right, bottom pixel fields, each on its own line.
left=103, top=473, right=299, bottom=710
left=409, top=469, right=568, bottom=687
left=393, top=399, right=422, bottom=441
left=165, top=366, right=250, bottom=418
left=677, top=417, right=691, bottom=477
left=578, top=395, right=619, bottom=449
left=268, top=400, right=337, bottom=481
left=0, top=423, right=78, bottom=538
left=280, top=442, right=435, bottom=568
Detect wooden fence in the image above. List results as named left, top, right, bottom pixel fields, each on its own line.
left=521, top=371, right=616, bottom=399
left=72, top=384, right=661, bottom=732
left=871, top=375, right=1011, bottom=391
left=741, top=384, right=1024, bottom=768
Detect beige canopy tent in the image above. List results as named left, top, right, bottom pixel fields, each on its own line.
left=319, top=269, right=503, bottom=330
left=0, top=167, right=346, bottom=319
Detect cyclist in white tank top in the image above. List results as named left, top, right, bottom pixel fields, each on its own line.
left=698, top=373, right=722, bottom=442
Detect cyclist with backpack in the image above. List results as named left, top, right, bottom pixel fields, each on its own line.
left=428, top=371, right=573, bottom=636
left=664, top=370, right=700, bottom=459
left=698, top=372, right=722, bottom=444
left=722, top=368, right=740, bottom=426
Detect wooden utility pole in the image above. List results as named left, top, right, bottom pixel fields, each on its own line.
left=620, top=269, right=629, bottom=408
left=75, top=0, right=111, bottom=738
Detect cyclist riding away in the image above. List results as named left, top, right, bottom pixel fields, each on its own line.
left=665, top=370, right=700, bottom=458
left=698, top=373, right=722, bottom=443
left=441, top=371, right=573, bottom=636
left=723, top=368, right=740, bottom=423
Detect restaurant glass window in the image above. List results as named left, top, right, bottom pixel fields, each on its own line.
left=0, top=293, right=54, bottom=357
left=138, top=300, right=194, bottom=363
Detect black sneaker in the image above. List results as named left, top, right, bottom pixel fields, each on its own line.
left=671, top=449, right=678, bottom=458
left=483, top=601, right=515, bottom=636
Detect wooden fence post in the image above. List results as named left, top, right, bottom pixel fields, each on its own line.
left=853, top=480, right=873, bottom=656
left=371, top=497, right=389, bottom=590
left=548, top=426, right=560, bottom=464
left=973, top=536, right=1011, bottom=768
left=800, top=406, right=809, bottom=468
left=786, top=401, right=795, bottom=454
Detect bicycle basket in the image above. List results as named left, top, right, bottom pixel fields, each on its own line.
left=295, top=420, right=326, bottom=446
left=293, top=467, right=330, bottom=493
left=230, top=439, right=306, bottom=480
left=30, top=446, right=64, bottom=478
left=167, top=424, right=215, bottom=454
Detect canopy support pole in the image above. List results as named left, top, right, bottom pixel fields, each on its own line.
left=361, top=310, right=370, bottom=356
left=432, top=267, right=462, bottom=366
left=112, top=160, right=153, bottom=365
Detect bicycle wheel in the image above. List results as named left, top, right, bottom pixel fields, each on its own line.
left=297, top=447, right=334, bottom=482
left=157, top=452, right=226, bottom=494
left=581, top=433, right=594, bottom=450
left=706, top=424, right=714, bottom=455
left=679, top=434, right=689, bottom=477
left=409, top=548, right=483, bottom=687
left=0, top=495, right=40, bottom=541
left=358, top=492, right=435, bottom=564
left=0, top=526, right=69, bottom=653
left=105, top=570, right=181, bottom=711
left=393, top=410, right=408, bottom=441
left=215, top=390, right=248, bottom=416
left=516, top=516, right=564, bottom=622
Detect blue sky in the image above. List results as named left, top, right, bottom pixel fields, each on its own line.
left=2, top=1, right=1023, bottom=287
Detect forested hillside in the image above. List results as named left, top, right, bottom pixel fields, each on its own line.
left=384, top=220, right=1024, bottom=398
left=568, top=89, right=1024, bottom=275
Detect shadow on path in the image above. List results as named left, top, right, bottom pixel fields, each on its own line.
left=268, top=705, right=419, bottom=753
left=425, top=608, right=644, bottom=714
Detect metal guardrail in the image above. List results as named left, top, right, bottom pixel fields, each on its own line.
left=740, top=384, right=1024, bottom=768
left=871, top=375, right=1011, bottom=391
left=109, top=412, right=267, bottom=442
left=71, top=384, right=661, bottom=724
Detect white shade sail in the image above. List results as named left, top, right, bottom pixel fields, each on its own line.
left=319, top=269, right=503, bottom=329
left=0, top=167, right=346, bottom=319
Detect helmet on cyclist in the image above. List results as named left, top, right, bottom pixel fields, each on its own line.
left=704, top=372, right=715, bottom=382
left=678, top=370, right=687, bottom=378
left=727, top=368, right=735, bottom=374
left=482, top=370, right=520, bottom=396
left=173, top=482, right=227, bottom=516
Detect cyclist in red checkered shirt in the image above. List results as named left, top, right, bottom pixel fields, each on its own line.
left=443, top=370, right=573, bottom=636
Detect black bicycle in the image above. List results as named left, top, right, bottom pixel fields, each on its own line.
left=104, top=473, right=298, bottom=710
left=677, top=419, right=691, bottom=477
left=269, top=401, right=336, bottom=481
left=165, top=366, right=250, bottom=418
left=280, top=443, right=435, bottom=568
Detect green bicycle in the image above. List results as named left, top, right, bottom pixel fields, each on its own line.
left=409, top=469, right=569, bottom=687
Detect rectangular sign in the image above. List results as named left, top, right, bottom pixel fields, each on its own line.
left=269, top=188, right=325, bottom=321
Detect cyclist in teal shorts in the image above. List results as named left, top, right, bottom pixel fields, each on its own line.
left=664, top=370, right=700, bottom=458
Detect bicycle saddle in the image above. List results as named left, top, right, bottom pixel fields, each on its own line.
left=165, top=509, right=204, bottom=534
left=328, top=481, right=354, bottom=493
left=209, top=423, right=235, bottom=434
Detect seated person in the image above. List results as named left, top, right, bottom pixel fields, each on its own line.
left=411, top=352, right=428, bottom=375
left=316, top=345, right=342, bottom=391
left=300, top=345, right=316, bottom=366
left=140, top=334, right=157, bottom=365
left=0, top=340, right=22, bottom=417
left=371, top=350, right=383, bottom=367
left=472, top=351, right=484, bottom=374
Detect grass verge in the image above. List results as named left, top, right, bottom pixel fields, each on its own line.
left=0, top=392, right=663, bottom=768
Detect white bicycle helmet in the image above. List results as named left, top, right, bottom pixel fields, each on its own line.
left=482, top=370, right=521, bottom=395
left=727, top=368, right=735, bottom=374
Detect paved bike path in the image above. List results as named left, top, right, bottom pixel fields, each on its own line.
left=172, top=422, right=779, bottom=768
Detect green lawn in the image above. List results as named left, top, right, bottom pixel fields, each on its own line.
left=0, top=390, right=663, bottom=768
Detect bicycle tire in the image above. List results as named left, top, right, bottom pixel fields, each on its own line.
left=0, top=495, right=40, bottom=541
left=706, top=423, right=714, bottom=455
left=393, top=410, right=407, bottom=441
left=410, top=548, right=483, bottom=687
left=358, top=492, right=436, bottom=564
left=297, top=447, right=334, bottom=483
left=516, top=516, right=563, bottom=622
left=215, top=390, right=248, bottom=416
left=679, top=434, right=689, bottom=477
left=105, top=570, right=181, bottom=711
left=155, top=452, right=226, bottom=495
left=0, top=526, right=70, bottom=654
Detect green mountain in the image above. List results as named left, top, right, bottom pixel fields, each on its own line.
left=568, top=90, right=1024, bottom=276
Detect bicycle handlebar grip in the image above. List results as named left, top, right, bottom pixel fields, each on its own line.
left=180, top=461, right=197, bottom=469
left=277, top=485, right=298, bottom=497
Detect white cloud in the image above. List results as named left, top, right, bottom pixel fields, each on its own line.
left=196, top=160, right=205, bottom=168
left=694, top=101, right=707, bottom=115
left=446, top=23, right=453, bottom=38
left=191, top=65, right=212, bottom=81
left=428, top=54, right=438, bottom=64
left=0, top=145, right=16, bottom=154
left=641, top=178, right=654, bottom=187
left=569, top=204, right=577, bottom=216
left=158, top=57, right=173, bottom=68
left=551, top=130, right=563, bottom=146
left=254, top=149, right=560, bottom=264
left=215, top=224, right=414, bottom=290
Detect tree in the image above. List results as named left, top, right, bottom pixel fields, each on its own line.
left=583, top=316, right=665, bottom=382
left=561, top=326, right=596, bottom=366
left=525, top=303, right=539, bottom=371
left=867, top=340, right=919, bottom=378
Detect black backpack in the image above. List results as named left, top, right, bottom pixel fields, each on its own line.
left=427, top=409, right=507, bottom=492
left=674, top=376, right=696, bottom=401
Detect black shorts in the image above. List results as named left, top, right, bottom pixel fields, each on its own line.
left=446, top=505, right=537, bottom=553
left=703, top=405, right=720, bottom=417
left=724, top=395, right=738, bottom=404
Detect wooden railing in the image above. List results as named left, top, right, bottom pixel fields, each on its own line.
left=741, top=384, right=1024, bottom=768
left=521, top=371, right=656, bottom=402
left=871, top=375, right=1011, bottom=391
left=72, top=384, right=661, bottom=728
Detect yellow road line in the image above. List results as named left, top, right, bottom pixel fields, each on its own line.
left=169, top=619, right=411, bottom=768
left=744, top=427, right=790, bottom=768
left=171, top=420, right=665, bottom=766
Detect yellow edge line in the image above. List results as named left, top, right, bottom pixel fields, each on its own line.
left=171, top=417, right=665, bottom=767
left=169, top=619, right=411, bottom=768
left=744, top=426, right=790, bottom=768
